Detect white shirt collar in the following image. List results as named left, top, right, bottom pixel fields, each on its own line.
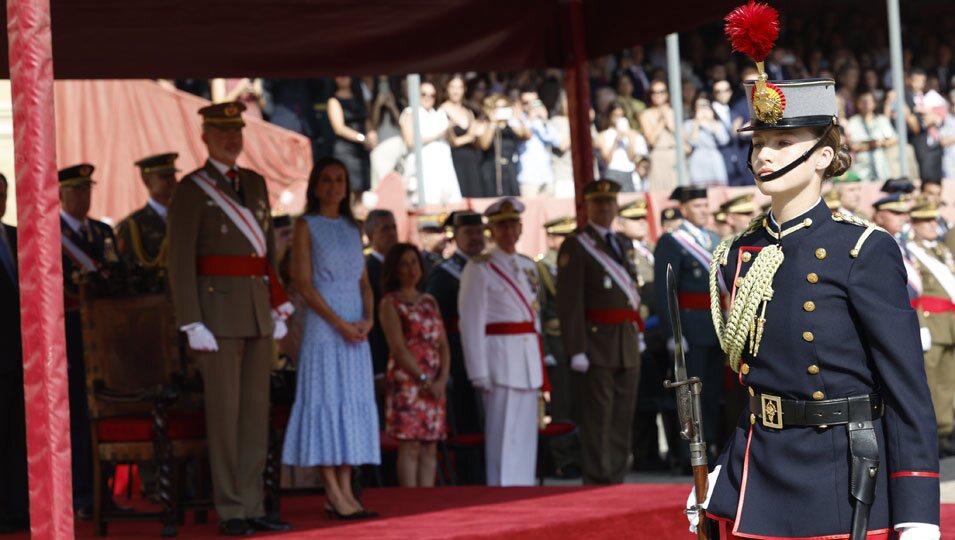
left=370, top=250, right=385, bottom=263
left=768, top=198, right=823, bottom=228
left=60, top=210, right=87, bottom=234
left=208, top=157, right=236, bottom=177
left=147, top=198, right=168, bottom=220
left=588, top=221, right=612, bottom=238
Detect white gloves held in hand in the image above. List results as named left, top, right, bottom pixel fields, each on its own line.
left=272, top=319, right=289, bottom=340
left=570, top=353, right=590, bottom=373
left=543, top=354, right=558, bottom=367
left=182, top=322, right=219, bottom=352
left=920, top=327, right=932, bottom=352
left=667, top=336, right=690, bottom=355
left=686, top=465, right=720, bottom=534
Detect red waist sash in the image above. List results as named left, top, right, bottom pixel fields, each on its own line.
left=585, top=308, right=645, bottom=332
left=197, top=255, right=288, bottom=310
left=484, top=321, right=550, bottom=392
left=912, top=296, right=955, bottom=313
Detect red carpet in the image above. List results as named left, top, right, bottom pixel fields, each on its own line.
left=10, top=485, right=955, bottom=539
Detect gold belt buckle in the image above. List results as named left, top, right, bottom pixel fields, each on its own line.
left=761, top=394, right=783, bottom=429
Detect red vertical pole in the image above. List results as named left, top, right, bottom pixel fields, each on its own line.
left=6, top=0, right=74, bottom=538
left=562, top=0, right=595, bottom=228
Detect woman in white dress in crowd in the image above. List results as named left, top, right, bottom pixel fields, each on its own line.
left=400, top=81, right=462, bottom=205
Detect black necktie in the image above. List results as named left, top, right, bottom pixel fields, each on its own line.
left=226, top=169, right=243, bottom=203
left=606, top=232, right=622, bottom=263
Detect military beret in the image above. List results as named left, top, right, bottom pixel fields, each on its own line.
left=59, top=163, right=96, bottom=188
left=619, top=198, right=648, bottom=219
left=485, top=197, right=524, bottom=223
left=881, top=177, right=915, bottom=194
left=583, top=179, right=622, bottom=200
left=670, top=185, right=707, bottom=203
left=543, top=216, right=577, bottom=236
left=199, top=101, right=246, bottom=128
left=831, top=170, right=861, bottom=184
left=135, top=152, right=179, bottom=175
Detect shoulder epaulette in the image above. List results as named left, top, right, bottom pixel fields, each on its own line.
left=831, top=212, right=885, bottom=258
left=534, top=253, right=545, bottom=262
left=472, top=253, right=490, bottom=263
left=745, top=212, right=768, bottom=235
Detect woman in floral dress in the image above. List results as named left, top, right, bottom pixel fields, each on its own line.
left=378, top=243, right=450, bottom=487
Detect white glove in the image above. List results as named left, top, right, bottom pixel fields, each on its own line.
left=471, top=377, right=491, bottom=391
left=638, top=333, right=647, bottom=354
left=272, top=319, right=288, bottom=340
left=897, top=524, right=941, bottom=540
left=686, top=465, right=721, bottom=534
left=667, top=336, right=690, bottom=355
left=543, top=354, right=558, bottom=367
left=182, top=322, right=219, bottom=352
left=570, top=353, right=590, bottom=373
left=920, top=327, right=932, bottom=352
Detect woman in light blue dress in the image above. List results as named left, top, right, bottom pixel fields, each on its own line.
left=282, top=156, right=380, bottom=520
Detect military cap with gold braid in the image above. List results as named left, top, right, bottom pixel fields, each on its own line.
left=823, top=189, right=841, bottom=210
left=59, top=163, right=96, bottom=188
left=714, top=210, right=728, bottom=224
left=881, top=177, right=915, bottom=194
left=583, top=178, right=622, bottom=200
left=443, top=210, right=483, bottom=230
left=543, top=216, right=577, bottom=236
left=619, top=198, right=648, bottom=219
left=721, top=193, right=756, bottom=215
left=135, top=152, right=179, bottom=175
left=670, top=185, right=707, bottom=203
left=484, top=197, right=524, bottom=223
left=872, top=193, right=911, bottom=214
left=417, top=212, right=448, bottom=232
left=199, top=101, right=246, bottom=128
left=910, top=199, right=940, bottom=220
left=661, top=207, right=682, bottom=222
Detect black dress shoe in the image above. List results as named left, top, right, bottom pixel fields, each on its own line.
left=219, top=519, right=254, bottom=536
left=247, top=516, right=292, bottom=532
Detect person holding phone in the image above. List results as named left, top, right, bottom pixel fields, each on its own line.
left=598, top=101, right=648, bottom=192
left=400, top=81, right=462, bottom=205
left=477, top=94, right=529, bottom=197
left=684, top=94, right=731, bottom=185
left=517, top=90, right=561, bottom=198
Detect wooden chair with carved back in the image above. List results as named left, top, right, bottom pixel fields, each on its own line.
left=80, top=284, right=207, bottom=537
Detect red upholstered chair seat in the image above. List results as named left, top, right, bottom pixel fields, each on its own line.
left=539, top=421, right=576, bottom=438
left=380, top=432, right=400, bottom=453
left=448, top=433, right=485, bottom=447
left=97, top=411, right=206, bottom=443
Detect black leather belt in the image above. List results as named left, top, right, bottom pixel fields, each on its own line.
left=748, top=392, right=883, bottom=429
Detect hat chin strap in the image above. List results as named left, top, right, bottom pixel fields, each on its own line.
left=747, top=123, right=835, bottom=182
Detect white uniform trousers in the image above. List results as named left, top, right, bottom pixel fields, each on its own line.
left=483, top=386, right=538, bottom=486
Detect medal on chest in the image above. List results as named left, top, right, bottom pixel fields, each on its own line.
left=603, top=275, right=612, bottom=289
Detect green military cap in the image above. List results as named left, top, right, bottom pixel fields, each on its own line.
left=58, top=163, right=96, bottom=188
left=485, top=197, right=524, bottom=224
left=199, top=101, right=246, bottom=128
left=417, top=212, right=448, bottom=232
left=583, top=179, right=622, bottom=201
left=910, top=198, right=940, bottom=220
left=714, top=210, right=728, bottom=224
left=661, top=207, right=682, bottom=222
left=543, top=216, right=577, bottom=236
left=619, top=198, right=648, bottom=219
left=831, top=170, right=861, bottom=184
left=670, top=185, right=707, bottom=203
left=721, top=193, right=756, bottom=215
left=135, top=152, right=179, bottom=175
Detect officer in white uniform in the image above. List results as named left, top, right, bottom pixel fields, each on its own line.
left=459, top=197, right=544, bottom=486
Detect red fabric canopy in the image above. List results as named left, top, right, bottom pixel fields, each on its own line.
left=54, top=80, right=312, bottom=224
left=0, top=0, right=740, bottom=78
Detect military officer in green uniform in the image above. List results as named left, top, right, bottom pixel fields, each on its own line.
left=556, top=179, right=642, bottom=485
left=832, top=170, right=868, bottom=221
left=417, top=212, right=449, bottom=276
left=721, top=193, right=758, bottom=235
left=906, top=200, right=955, bottom=455
left=115, top=153, right=179, bottom=289
left=536, top=215, right=581, bottom=478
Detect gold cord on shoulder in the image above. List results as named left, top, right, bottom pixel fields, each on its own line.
left=128, top=219, right=168, bottom=268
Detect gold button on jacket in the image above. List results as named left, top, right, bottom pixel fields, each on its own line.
left=802, top=331, right=814, bottom=342
left=741, top=363, right=750, bottom=375
left=807, top=365, right=820, bottom=375
left=815, top=248, right=827, bottom=260
left=807, top=273, right=819, bottom=284
left=803, top=301, right=816, bottom=312
left=812, top=391, right=825, bottom=401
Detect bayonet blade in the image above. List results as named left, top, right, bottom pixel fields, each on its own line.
left=666, top=264, right=689, bottom=382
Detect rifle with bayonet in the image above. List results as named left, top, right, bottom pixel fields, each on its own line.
left=663, top=264, right=709, bottom=540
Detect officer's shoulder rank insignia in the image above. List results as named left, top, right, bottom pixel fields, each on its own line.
left=472, top=253, right=490, bottom=263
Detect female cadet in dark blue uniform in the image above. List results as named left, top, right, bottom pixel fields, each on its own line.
left=690, top=3, right=941, bottom=539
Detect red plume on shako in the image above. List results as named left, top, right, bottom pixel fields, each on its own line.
left=724, top=1, right=784, bottom=125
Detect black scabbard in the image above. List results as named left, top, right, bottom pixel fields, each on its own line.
left=846, top=396, right=880, bottom=540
